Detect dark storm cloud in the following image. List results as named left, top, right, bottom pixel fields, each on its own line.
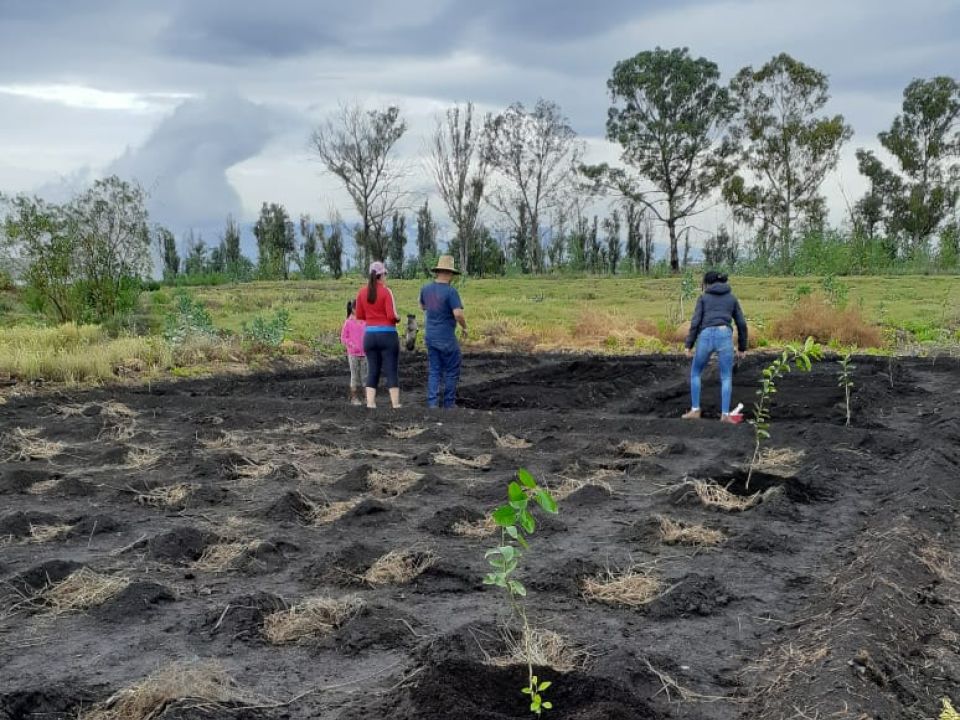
left=107, top=93, right=274, bottom=230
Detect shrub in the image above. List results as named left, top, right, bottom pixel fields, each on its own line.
left=163, top=292, right=216, bottom=344
left=243, top=308, right=291, bottom=348
left=772, top=295, right=882, bottom=348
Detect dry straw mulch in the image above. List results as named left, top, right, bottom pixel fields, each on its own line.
left=367, top=468, right=423, bottom=496
left=27, top=523, right=74, bottom=543
left=751, top=447, right=805, bottom=476
left=262, top=596, right=363, bottom=645
left=452, top=516, right=498, bottom=538
left=386, top=425, right=427, bottom=440
left=191, top=540, right=265, bottom=573
left=488, top=627, right=586, bottom=673
left=617, top=441, right=667, bottom=457
left=549, top=467, right=620, bottom=501
left=135, top=483, right=199, bottom=508
left=489, top=427, right=532, bottom=449
left=311, top=497, right=365, bottom=525
left=432, top=446, right=492, bottom=469
left=363, top=548, right=438, bottom=586
left=691, top=479, right=780, bottom=512
left=656, top=515, right=725, bottom=546
left=3, top=428, right=64, bottom=461
left=582, top=567, right=662, bottom=608
left=82, top=660, right=257, bottom=720
left=42, top=568, right=130, bottom=614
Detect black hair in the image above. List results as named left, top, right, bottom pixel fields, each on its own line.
left=346, top=300, right=355, bottom=318
left=366, top=271, right=379, bottom=304
left=703, top=270, right=729, bottom=286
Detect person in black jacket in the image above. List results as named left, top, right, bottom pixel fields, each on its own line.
left=682, top=271, right=748, bottom=422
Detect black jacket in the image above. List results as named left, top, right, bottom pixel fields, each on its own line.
left=684, top=283, right=748, bottom=351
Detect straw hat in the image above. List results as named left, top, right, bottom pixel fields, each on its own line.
left=431, top=255, right=461, bottom=274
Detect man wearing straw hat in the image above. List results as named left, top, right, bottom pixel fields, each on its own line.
left=419, top=255, right=467, bottom=408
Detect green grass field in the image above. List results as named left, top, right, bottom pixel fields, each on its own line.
left=167, top=274, right=960, bottom=351
left=2, top=275, right=959, bottom=384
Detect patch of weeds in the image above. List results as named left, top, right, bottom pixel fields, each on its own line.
left=243, top=308, right=291, bottom=348
left=163, top=292, right=215, bottom=344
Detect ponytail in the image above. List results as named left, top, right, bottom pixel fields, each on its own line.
left=366, top=271, right=379, bottom=304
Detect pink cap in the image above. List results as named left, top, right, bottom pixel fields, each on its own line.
left=369, top=260, right=387, bottom=276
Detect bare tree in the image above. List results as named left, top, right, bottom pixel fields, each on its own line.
left=486, top=99, right=584, bottom=274
left=428, top=103, right=490, bottom=276
left=310, top=103, right=407, bottom=262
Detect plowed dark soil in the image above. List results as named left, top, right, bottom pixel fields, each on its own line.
left=1, top=353, right=959, bottom=720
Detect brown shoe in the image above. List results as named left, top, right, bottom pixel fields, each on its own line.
left=719, top=414, right=736, bottom=424
left=681, top=409, right=701, bottom=420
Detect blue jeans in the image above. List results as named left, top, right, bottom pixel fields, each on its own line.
left=427, top=343, right=461, bottom=408
left=690, top=325, right=734, bottom=414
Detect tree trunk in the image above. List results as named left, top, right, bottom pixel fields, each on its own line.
left=668, top=218, right=679, bottom=273
left=459, top=222, right=469, bottom=277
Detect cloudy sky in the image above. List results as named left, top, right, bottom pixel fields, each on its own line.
left=1, top=0, right=958, bottom=254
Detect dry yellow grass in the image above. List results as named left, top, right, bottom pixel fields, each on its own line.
left=367, top=468, right=423, bottom=496
left=191, top=541, right=264, bottom=573
left=386, top=425, right=427, bottom=440
left=135, top=483, right=199, bottom=508
left=82, top=660, right=253, bottom=720
left=26, top=477, right=64, bottom=495
left=618, top=441, right=667, bottom=457
left=489, top=427, right=533, bottom=449
left=752, top=447, right=805, bottom=476
left=42, top=568, right=129, bottom=613
left=582, top=568, right=662, bottom=608
left=28, top=523, right=73, bottom=543
left=432, top=447, right=492, bottom=469
left=262, top=596, right=363, bottom=645
left=363, top=548, right=438, bottom=586
left=57, top=401, right=137, bottom=419
left=3, top=428, right=64, bottom=461
left=692, top=479, right=766, bottom=511
left=488, top=627, right=586, bottom=672
left=773, top=295, right=882, bottom=347
left=124, top=446, right=162, bottom=470
left=549, top=467, right=619, bottom=501
left=230, top=458, right=276, bottom=482
left=656, top=515, right=726, bottom=546
left=311, top=497, right=365, bottom=525
left=452, top=516, right=498, bottom=538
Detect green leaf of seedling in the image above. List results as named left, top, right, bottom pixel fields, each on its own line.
left=530, top=675, right=538, bottom=686
left=498, top=545, right=516, bottom=562
left=505, top=525, right=519, bottom=540
left=517, top=468, right=536, bottom=489
left=492, top=505, right=516, bottom=526
left=535, top=490, right=558, bottom=514
left=538, top=680, right=551, bottom=691
left=542, top=702, right=552, bottom=710
left=508, top=579, right=527, bottom=596
left=519, top=510, right=536, bottom=534
left=516, top=534, right=529, bottom=549
left=521, top=687, right=532, bottom=695
left=508, top=482, right=526, bottom=502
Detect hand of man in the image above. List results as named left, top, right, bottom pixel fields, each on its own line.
left=736, top=350, right=746, bottom=361
left=685, top=348, right=693, bottom=358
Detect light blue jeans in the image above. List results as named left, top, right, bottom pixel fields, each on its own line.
left=691, top=325, right=734, bottom=414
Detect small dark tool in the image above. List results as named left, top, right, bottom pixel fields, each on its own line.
left=404, top=314, right=418, bottom=351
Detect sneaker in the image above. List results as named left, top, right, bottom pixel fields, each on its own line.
left=719, top=414, right=736, bottom=424
left=681, top=409, right=701, bottom=420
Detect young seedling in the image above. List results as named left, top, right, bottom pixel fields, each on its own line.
left=484, top=469, right=559, bottom=716
left=837, top=352, right=855, bottom=426
left=748, top=337, right=823, bottom=487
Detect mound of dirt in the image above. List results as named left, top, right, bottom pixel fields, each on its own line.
left=302, top=542, right=383, bottom=587
left=648, top=573, right=732, bottom=619
left=67, top=514, right=124, bottom=538
left=7, top=559, right=82, bottom=594
left=339, top=498, right=396, bottom=526
left=261, top=491, right=316, bottom=522
left=0, top=510, right=61, bottom=538
left=0, top=466, right=60, bottom=494
left=93, top=582, right=176, bottom=622
left=0, top=686, right=98, bottom=720
left=332, top=463, right=375, bottom=492
left=327, top=602, right=422, bottom=655
left=420, top=505, right=485, bottom=535
left=148, top=527, right=217, bottom=564
left=203, top=592, right=288, bottom=641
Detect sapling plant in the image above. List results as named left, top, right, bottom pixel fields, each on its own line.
left=837, top=352, right=855, bottom=426
left=748, top=337, right=823, bottom=487
left=484, top=468, right=559, bottom=716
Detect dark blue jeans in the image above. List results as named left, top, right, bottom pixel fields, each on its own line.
left=427, top=342, right=461, bottom=408
left=690, top=325, right=734, bottom=414
left=364, top=331, right=399, bottom=389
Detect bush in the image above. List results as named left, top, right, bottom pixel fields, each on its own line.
left=163, top=292, right=216, bottom=344
left=243, top=308, right=291, bottom=348
left=772, top=294, right=882, bottom=347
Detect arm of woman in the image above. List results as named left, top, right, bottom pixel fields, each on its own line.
left=355, top=292, right=367, bottom=321
left=684, top=297, right=704, bottom=350
left=385, top=288, right=400, bottom=325
left=733, top=299, right=748, bottom=352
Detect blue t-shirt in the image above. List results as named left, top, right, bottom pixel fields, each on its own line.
left=419, top=282, right=463, bottom=348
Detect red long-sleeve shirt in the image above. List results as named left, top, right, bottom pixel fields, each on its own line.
left=355, top=282, right=399, bottom=328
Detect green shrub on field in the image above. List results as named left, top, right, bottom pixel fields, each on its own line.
left=243, top=308, right=291, bottom=348
left=163, top=292, right=216, bottom=344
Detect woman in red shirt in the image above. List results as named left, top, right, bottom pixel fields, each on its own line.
left=354, top=261, right=402, bottom=408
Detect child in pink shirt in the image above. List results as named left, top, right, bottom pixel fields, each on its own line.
left=340, top=300, right=367, bottom=405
